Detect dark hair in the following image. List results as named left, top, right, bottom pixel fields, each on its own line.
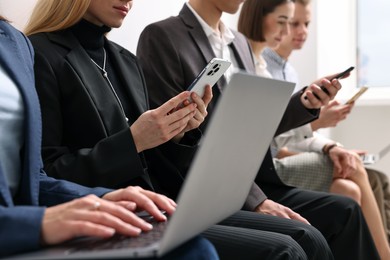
left=238, top=0, right=294, bottom=42
left=296, top=0, right=311, bottom=6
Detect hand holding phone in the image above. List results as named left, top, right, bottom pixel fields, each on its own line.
left=187, top=58, right=231, bottom=101
left=321, top=66, right=355, bottom=95
left=305, top=66, right=355, bottom=100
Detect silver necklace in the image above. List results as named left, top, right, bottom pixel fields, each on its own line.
left=90, top=48, right=129, bottom=122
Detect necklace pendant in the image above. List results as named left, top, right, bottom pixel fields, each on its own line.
left=103, top=71, right=108, bottom=78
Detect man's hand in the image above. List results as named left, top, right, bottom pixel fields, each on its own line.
left=327, top=146, right=360, bottom=178
left=301, top=78, right=342, bottom=109
left=254, top=199, right=310, bottom=224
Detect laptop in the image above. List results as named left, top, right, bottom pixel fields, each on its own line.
left=9, top=72, right=295, bottom=260
left=361, top=143, right=390, bottom=165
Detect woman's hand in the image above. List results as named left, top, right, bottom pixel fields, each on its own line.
left=102, top=186, right=176, bottom=221
left=178, top=85, right=213, bottom=135
left=41, top=194, right=154, bottom=246
left=130, top=91, right=197, bottom=152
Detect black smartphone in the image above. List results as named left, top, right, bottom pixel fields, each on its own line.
left=321, top=66, right=355, bottom=95
left=332, top=66, right=355, bottom=80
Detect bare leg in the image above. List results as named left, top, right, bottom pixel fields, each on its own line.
left=347, top=161, right=390, bottom=259
left=330, top=178, right=361, bottom=204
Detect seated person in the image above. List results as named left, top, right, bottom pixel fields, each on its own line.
left=136, top=0, right=380, bottom=259
left=0, top=15, right=218, bottom=259
left=263, top=0, right=390, bottom=244
left=23, top=0, right=315, bottom=259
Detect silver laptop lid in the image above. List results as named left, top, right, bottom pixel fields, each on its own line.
left=379, top=143, right=390, bottom=159
left=9, top=72, right=295, bottom=259
left=158, top=72, right=295, bottom=255
left=362, top=143, right=390, bottom=165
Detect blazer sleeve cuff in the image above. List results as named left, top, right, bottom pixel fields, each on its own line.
left=242, top=183, right=267, bottom=211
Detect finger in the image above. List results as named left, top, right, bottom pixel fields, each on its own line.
left=67, top=221, right=117, bottom=239
left=139, top=189, right=177, bottom=218
left=202, top=85, right=213, bottom=106
left=121, top=188, right=169, bottom=221
left=303, top=90, right=323, bottom=108
left=191, top=93, right=207, bottom=116
left=289, top=212, right=310, bottom=225
left=160, top=92, right=192, bottom=115
left=332, top=159, right=343, bottom=175
left=80, top=198, right=153, bottom=232
left=69, top=208, right=145, bottom=236
left=114, top=201, right=137, bottom=211
left=168, top=110, right=195, bottom=132
left=329, top=100, right=340, bottom=106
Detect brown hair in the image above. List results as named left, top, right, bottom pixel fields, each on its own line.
left=295, top=0, right=311, bottom=6
left=238, top=0, right=295, bottom=42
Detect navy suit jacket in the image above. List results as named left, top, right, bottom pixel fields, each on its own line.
left=0, top=21, right=110, bottom=256
left=137, top=4, right=319, bottom=210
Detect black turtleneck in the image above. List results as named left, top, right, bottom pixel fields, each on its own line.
left=70, top=19, right=133, bottom=123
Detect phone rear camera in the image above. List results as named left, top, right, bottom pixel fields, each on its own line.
left=207, top=71, right=213, bottom=76
left=213, top=64, right=219, bottom=69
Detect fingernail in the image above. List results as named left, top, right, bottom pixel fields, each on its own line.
left=145, top=223, right=153, bottom=230
left=106, top=228, right=116, bottom=235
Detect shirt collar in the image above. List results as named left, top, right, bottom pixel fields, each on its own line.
left=186, top=2, right=235, bottom=45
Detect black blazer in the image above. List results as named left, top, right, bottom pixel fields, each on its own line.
left=137, top=4, right=319, bottom=209
left=29, top=29, right=197, bottom=195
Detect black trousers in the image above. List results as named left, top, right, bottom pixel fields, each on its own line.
left=263, top=185, right=380, bottom=260
left=204, top=210, right=330, bottom=260
left=204, top=186, right=380, bottom=260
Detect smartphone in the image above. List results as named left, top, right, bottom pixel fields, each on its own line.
left=187, top=58, right=231, bottom=101
left=332, top=66, right=355, bottom=80
left=345, top=86, right=368, bottom=104
left=321, top=66, right=355, bottom=95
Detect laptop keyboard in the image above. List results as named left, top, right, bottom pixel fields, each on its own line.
left=67, top=220, right=168, bottom=253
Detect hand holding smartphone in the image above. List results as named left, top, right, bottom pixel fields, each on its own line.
left=305, top=66, right=355, bottom=100
left=187, top=58, right=231, bottom=101
left=321, top=66, right=355, bottom=95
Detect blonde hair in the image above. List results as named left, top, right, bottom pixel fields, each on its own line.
left=24, top=0, right=90, bottom=36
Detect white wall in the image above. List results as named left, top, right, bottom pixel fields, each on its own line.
left=2, top=0, right=389, bottom=174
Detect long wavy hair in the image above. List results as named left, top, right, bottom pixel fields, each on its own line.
left=24, top=0, right=90, bottom=36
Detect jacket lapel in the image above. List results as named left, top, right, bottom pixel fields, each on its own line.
left=106, top=44, right=148, bottom=115
left=179, top=4, right=227, bottom=93
left=48, top=32, right=136, bottom=132
left=0, top=22, right=41, bottom=206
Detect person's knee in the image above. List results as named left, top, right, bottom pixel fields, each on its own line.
left=331, top=179, right=361, bottom=204
left=272, top=235, right=308, bottom=260
left=292, top=224, right=333, bottom=260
